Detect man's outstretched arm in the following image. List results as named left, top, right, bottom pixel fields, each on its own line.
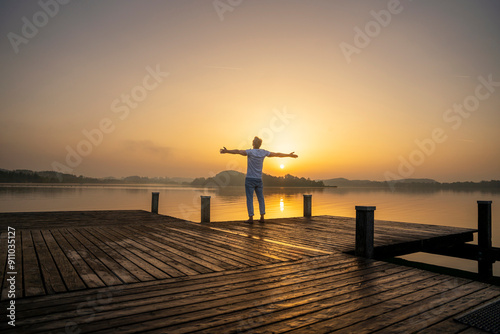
left=220, top=147, right=247, bottom=156
left=269, top=152, right=298, bottom=158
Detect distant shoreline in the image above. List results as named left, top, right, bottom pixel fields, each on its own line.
left=0, top=183, right=331, bottom=189
left=2, top=183, right=500, bottom=195
left=0, top=183, right=188, bottom=188
left=1, top=169, right=499, bottom=192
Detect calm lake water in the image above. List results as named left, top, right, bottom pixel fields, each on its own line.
left=1, top=184, right=498, bottom=276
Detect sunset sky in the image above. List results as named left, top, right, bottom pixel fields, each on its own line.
left=1, top=0, right=499, bottom=182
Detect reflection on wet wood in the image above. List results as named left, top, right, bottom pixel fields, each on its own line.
left=0, top=210, right=497, bottom=333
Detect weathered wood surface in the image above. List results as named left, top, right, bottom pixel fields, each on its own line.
left=0, top=210, right=186, bottom=229
left=0, top=210, right=495, bottom=333
left=209, top=215, right=476, bottom=256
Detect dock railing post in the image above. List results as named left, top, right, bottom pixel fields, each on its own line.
left=303, top=194, right=312, bottom=218
left=355, top=206, right=376, bottom=259
left=477, top=200, right=492, bottom=280
left=151, top=192, right=159, bottom=214
left=201, top=196, right=211, bottom=223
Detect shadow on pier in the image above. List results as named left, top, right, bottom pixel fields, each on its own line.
left=0, top=203, right=499, bottom=333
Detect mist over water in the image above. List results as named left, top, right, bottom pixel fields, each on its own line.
left=1, top=184, right=498, bottom=275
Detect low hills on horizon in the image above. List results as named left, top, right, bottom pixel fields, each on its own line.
left=0, top=168, right=191, bottom=185
left=0, top=168, right=499, bottom=190
left=322, top=177, right=438, bottom=187
left=192, top=170, right=324, bottom=187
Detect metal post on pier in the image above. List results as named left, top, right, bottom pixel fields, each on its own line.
left=151, top=192, right=159, bottom=214
left=355, top=206, right=376, bottom=259
left=478, top=200, right=492, bottom=280
left=201, top=196, right=211, bottom=223
left=303, top=195, right=312, bottom=218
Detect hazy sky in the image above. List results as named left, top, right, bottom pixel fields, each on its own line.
left=1, top=0, right=499, bottom=181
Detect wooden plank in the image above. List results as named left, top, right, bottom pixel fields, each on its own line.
left=1, top=259, right=498, bottom=332
left=10, top=255, right=359, bottom=330
left=204, top=222, right=338, bottom=256
left=0, top=212, right=478, bottom=257
left=145, top=223, right=290, bottom=266
left=30, top=230, right=67, bottom=294
left=210, top=216, right=476, bottom=256
left=173, top=269, right=435, bottom=334
left=40, top=230, right=86, bottom=291
left=378, top=286, right=500, bottom=333
left=126, top=227, right=231, bottom=272
left=103, top=226, right=196, bottom=277
left=65, top=228, right=140, bottom=284
left=153, top=224, right=306, bottom=264
left=294, top=276, right=461, bottom=333
left=145, top=226, right=275, bottom=267
left=0, top=232, right=9, bottom=300
left=58, top=228, right=122, bottom=286
left=14, top=257, right=390, bottom=332
left=212, top=221, right=340, bottom=249
left=74, top=264, right=414, bottom=333
left=209, top=220, right=356, bottom=253
left=169, top=224, right=314, bottom=261
left=319, top=281, right=487, bottom=334
left=261, top=276, right=464, bottom=334
left=416, top=295, right=500, bottom=333
left=0, top=210, right=188, bottom=230
left=15, top=229, right=23, bottom=300
left=286, top=216, right=473, bottom=242
left=11, top=254, right=349, bottom=317
left=122, top=223, right=259, bottom=269
left=0, top=210, right=494, bottom=334
left=206, top=271, right=447, bottom=334
left=50, top=229, right=104, bottom=289
left=21, top=230, right=45, bottom=297
left=1, top=254, right=350, bottom=319
left=89, top=226, right=180, bottom=278
left=117, top=226, right=212, bottom=275
left=77, top=227, right=158, bottom=281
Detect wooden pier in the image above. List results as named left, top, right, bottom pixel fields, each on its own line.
left=0, top=209, right=499, bottom=333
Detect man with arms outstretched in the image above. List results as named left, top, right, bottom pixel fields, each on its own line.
left=220, top=136, right=298, bottom=223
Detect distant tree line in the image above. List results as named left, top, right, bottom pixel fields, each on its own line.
left=388, top=180, right=500, bottom=190
left=191, top=171, right=325, bottom=187
left=323, top=177, right=500, bottom=191
left=0, top=170, right=76, bottom=183
left=1, top=170, right=39, bottom=183
left=0, top=169, right=184, bottom=184
left=1, top=169, right=497, bottom=191
left=263, top=174, right=325, bottom=187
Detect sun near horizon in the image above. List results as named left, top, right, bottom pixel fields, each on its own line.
left=1, top=1, right=499, bottom=183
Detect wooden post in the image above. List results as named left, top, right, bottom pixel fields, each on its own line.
left=201, top=196, right=211, bottom=223
left=478, top=200, right=492, bottom=279
left=355, top=206, right=376, bottom=259
left=303, top=195, right=312, bottom=218
left=151, top=192, right=159, bottom=214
